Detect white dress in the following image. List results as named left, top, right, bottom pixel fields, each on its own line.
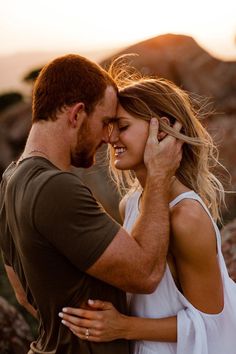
left=124, top=190, right=236, bottom=354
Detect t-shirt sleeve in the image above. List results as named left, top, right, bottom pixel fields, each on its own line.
left=33, top=172, right=121, bottom=271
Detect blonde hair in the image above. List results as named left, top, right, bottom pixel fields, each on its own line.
left=107, top=56, right=226, bottom=223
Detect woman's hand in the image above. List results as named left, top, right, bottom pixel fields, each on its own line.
left=59, top=299, right=128, bottom=342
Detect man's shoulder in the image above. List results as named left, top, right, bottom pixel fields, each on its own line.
left=3, top=158, right=89, bottom=204
left=19, top=157, right=84, bottom=187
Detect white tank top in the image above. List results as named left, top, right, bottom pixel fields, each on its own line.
left=124, top=190, right=236, bottom=354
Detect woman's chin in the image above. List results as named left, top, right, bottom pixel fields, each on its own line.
left=114, top=160, right=131, bottom=171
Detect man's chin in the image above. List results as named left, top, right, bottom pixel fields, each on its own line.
left=72, top=156, right=95, bottom=169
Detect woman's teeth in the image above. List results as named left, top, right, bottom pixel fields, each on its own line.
left=115, top=147, right=126, bottom=156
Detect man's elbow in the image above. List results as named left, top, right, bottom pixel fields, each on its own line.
left=137, top=277, right=160, bottom=294
left=130, top=268, right=165, bottom=294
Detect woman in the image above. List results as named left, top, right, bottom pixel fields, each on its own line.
left=58, top=76, right=236, bottom=353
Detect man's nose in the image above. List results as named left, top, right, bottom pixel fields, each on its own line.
left=102, top=126, right=110, bottom=144
left=108, top=124, right=119, bottom=144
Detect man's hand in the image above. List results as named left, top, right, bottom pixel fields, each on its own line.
left=144, top=118, right=182, bottom=182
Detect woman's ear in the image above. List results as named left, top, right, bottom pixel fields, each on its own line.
left=157, top=116, right=170, bottom=140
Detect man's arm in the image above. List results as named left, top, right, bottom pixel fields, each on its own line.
left=4, top=264, right=38, bottom=318
left=87, top=119, right=182, bottom=293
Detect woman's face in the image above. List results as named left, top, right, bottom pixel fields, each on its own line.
left=109, top=104, right=149, bottom=172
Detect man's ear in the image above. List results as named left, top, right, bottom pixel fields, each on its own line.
left=157, top=116, right=171, bottom=140
left=68, top=102, right=86, bottom=128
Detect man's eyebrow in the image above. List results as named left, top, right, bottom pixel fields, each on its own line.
left=116, top=116, right=129, bottom=120
left=103, top=117, right=119, bottom=124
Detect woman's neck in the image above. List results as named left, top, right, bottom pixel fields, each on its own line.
left=135, top=167, right=191, bottom=204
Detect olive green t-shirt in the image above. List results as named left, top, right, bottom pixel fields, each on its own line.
left=0, top=157, right=129, bottom=354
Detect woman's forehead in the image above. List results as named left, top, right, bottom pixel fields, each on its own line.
left=116, top=105, right=133, bottom=119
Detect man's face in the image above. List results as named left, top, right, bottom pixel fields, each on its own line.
left=71, top=86, right=117, bottom=168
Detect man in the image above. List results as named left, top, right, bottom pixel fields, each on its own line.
left=0, top=54, right=182, bottom=354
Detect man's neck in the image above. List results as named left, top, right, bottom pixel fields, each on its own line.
left=21, top=122, right=72, bottom=171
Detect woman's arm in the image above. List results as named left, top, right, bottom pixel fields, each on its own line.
left=59, top=300, right=177, bottom=342
left=170, top=199, right=224, bottom=314
left=5, top=265, right=38, bottom=319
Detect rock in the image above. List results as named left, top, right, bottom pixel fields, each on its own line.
left=0, top=101, right=31, bottom=175
left=0, top=296, right=33, bottom=354
left=222, top=219, right=236, bottom=281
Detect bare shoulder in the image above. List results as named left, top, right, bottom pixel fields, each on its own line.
left=170, top=198, right=217, bottom=260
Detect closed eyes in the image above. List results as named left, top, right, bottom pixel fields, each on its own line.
left=118, top=125, right=129, bottom=131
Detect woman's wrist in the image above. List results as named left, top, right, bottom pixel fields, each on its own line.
left=121, top=315, right=177, bottom=342
left=118, top=314, right=134, bottom=340
left=119, top=314, right=139, bottom=340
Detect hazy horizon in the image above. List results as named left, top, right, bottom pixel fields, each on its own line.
left=0, top=32, right=236, bottom=94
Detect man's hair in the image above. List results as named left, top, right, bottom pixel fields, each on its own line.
left=32, top=54, right=117, bottom=122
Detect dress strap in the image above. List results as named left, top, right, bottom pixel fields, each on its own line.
left=169, top=191, right=215, bottom=222
left=169, top=191, right=200, bottom=208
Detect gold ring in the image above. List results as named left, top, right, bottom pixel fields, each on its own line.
left=85, top=328, right=90, bottom=339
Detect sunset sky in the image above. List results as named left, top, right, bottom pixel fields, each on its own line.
left=1, top=0, right=236, bottom=60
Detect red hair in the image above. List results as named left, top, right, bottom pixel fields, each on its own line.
left=32, top=54, right=117, bottom=122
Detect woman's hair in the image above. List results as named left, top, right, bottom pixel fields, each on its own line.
left=32, top=54, right=117, bottom=122
left=108, top=55, right=226, bottom=223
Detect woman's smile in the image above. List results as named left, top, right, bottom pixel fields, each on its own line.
left=114, top=146, right=127, bottom=157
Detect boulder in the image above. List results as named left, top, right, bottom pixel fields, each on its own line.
left=0, top=296, right=32, bottom=354
left=222, top=219, right=236, bottom=281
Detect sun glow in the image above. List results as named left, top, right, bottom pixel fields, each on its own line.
left=0, top=0, right=236, bottom=60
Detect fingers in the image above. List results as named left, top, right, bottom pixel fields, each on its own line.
left=59, top=311, right=108, bottom=342
left=172, top=120, right=182, bottom=132
left=144, top=116, right=183, bottom=179
left=61, top=300, right=112, bottom=318
left=147, top=117, right=160, bottom=141
left=59, top=312, right=93, bottom=327
left=62, top=320, right=102, bottom=342
left=88, top=299, right=112, bottom=310
left=59, top=311, right=105, bottom=341
left=59, top=301, right=121, bottom=342
left=61, top=307, right=100, bottom=320
left=158, top=120, right=183, bottom=147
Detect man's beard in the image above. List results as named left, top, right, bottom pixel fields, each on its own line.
left=71, top=119, right=97, bottom=168
left=72, top=146, right=95, bottom=168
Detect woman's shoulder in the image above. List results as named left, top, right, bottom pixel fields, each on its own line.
left=171, top=195, right=204, bottom=225
left=170, top=195, right=216, bottom=258
left=169, top=182, right=210, bottom=233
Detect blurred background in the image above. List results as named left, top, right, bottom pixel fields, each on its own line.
left=0, top=0, right=236, bottom=352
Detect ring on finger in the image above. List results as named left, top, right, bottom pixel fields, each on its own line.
left=85, top=328, right=90, bottom=339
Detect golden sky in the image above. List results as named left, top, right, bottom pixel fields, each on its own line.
left=0, top=0, right=236, bottom=60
